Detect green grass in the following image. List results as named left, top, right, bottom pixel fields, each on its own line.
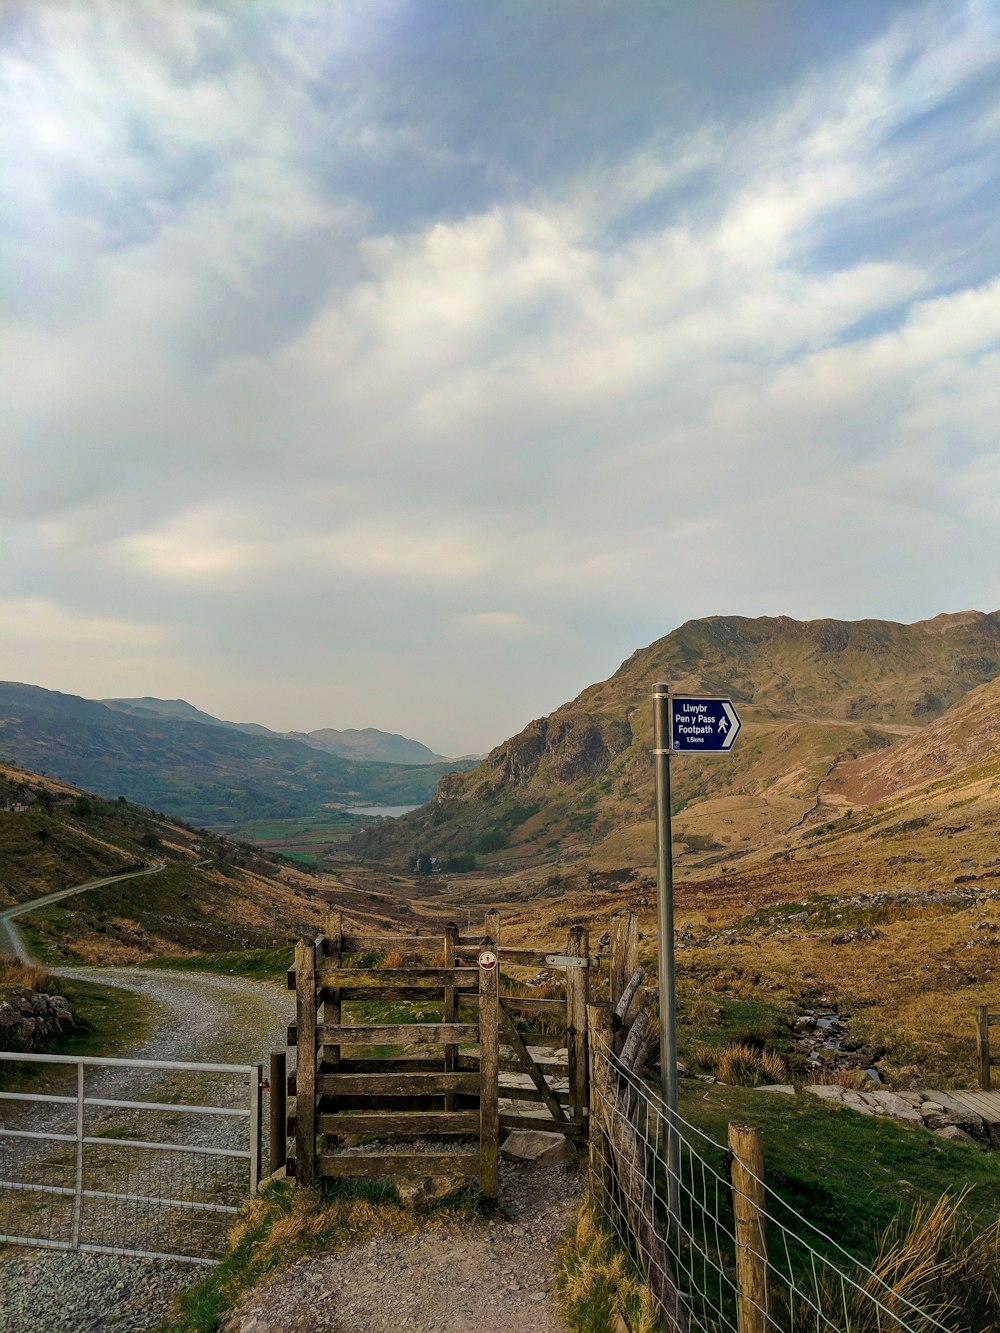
left=677, top=1080, right=1000, bottom=1258
left=142, top=946, right=295, bottom=985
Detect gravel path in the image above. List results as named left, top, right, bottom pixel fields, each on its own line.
left=0, top=967, right=293, bottom=1333
left=226, top=1159, right=583, bottom=1333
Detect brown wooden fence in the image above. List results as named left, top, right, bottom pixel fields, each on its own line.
left=285, top=910, right=595, bottom=1199
left=287, top=909, right=500, bottom=1196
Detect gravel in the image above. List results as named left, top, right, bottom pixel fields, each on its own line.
left=0, top=967, right=293, bottom=1332
left=225, top=1158, right=584, bottom=1333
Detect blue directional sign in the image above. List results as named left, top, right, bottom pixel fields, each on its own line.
left=670, top=696, right=741, bottom=752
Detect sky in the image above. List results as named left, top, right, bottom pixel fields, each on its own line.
left=2, top=1, right=999, bottom=757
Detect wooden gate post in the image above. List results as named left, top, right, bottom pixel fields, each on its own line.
left=610, top=912, right=639, bottom=1055
left=320, top=911, right=343, bottom=1078
left=586, top=1002, right=614, bottom=1213
left=479, top=910, right=500, bottom=1199
left=444, top=922, right=459, bottom=1111
left=294, top=937, right=318, bottom=1184
left=567, top=925, right=589, bottom=1127
left=269, top=1050, right=287, bottom=1176
left=977, top=1005, right=991, bottom=1090
left=728, top=1121, right=769, bottom=1333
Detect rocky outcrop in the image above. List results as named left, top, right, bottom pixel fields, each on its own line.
left=802, top=1083, right=988, bottom=1143
left=0, top=988, right=73, bottom=1049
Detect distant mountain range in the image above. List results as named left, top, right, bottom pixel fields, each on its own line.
left=355, top=610, right=1000, bottom=870
left=0, top=683, right=473, bottom=828
left=101, top=696, right=449, bottom=765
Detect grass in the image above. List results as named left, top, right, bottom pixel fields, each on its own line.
left=143, top=946, right=295, bottom=985
left=677, top=1081, right=1000, bottom=1252
left=555, top=1200, right=662, bottom=1333
left=157, top=1177, right=495, bottom=1332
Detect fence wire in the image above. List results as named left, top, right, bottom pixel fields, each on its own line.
left=592, top=1032, right=953, bottom=1333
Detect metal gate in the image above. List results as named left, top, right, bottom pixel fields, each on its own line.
left=0, top=1051, right=263, bottom=1266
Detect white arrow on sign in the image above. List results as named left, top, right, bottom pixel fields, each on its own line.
left=719, top=700, right=740, bottom=748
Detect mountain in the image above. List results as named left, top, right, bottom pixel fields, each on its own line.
left=0, top=683, right=471, bottom=828
left=354, top=611, right=1000, bottom=870
left=829, top=674, right=1000, bottom=808
left=102, top=697, right=447, bottom=764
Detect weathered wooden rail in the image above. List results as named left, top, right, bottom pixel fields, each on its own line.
left=287, top=910, right=500, bottom=1195
left=284, top=910, right=593, bottom=1199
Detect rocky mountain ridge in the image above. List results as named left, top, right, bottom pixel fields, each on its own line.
left=356, top=610, right=1000, bottom=870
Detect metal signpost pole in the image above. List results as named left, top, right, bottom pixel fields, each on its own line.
left=652, top=681, right=681, bottom=1229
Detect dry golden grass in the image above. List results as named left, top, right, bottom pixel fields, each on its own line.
left=808, top=1068, right=872, bottom=1090
left=0, top=958, right=49, bottom=991
left=555, top=1199, right=662, bottom=1333
left=716, top=1042, right=786, bottom=1087
left=779, top=1191, right=1000, bottom=1331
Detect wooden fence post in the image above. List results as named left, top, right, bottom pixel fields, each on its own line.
left=977, top=1005, right=991, bottom=1090
left=444, top=922, right=459, bottom=1111
left=729, top=1121, right=769, bottom=1333
left=294, top=937, right=317, bottom=1184
left=610, top=912, right=639, bottom=1055
left=479, top=910, right=500, bottom=1199
left=567, top=925, right=589, bottom=1127
left=269, top=1050, right=287, bottom=1176
left=586, top=1002, right=613, bottom=1213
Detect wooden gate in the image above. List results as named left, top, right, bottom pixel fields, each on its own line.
left=287, top=910, right=500, bottom=1197
left=490, top=924, right=592, bottom=1139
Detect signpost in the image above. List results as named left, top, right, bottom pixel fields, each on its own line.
left=653, top=684, right=741, bottom=1228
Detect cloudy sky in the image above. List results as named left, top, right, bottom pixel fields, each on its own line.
left=3, top=1, right=999, bottom=756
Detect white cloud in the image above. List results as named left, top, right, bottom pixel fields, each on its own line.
left=0, top=598, right=169, bottom=649
left=2, top=1, right=999, bottom=750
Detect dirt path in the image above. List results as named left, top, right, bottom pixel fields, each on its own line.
left=228, top=1159, right=582, bottom=1333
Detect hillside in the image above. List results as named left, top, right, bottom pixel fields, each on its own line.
left=0, top=762, right=428, bottom=966
left=355, top=611, right=1000, bottom=871
left=102, top=697, right=448, bottom=764
left=828, top=675, right=1000, bottom=808
left=0, top=683, right=470, bottom=829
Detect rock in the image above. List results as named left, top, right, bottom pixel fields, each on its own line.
left=804, top=1085, right=845, bottom=1102
left=500, top=1130, right=575, bottom=1165
left=787, top=912, right=809, bottom=923
left=395, top=1176, right=463, bottom=1211
left=935, top=1125, right=979, bottom=1145
left=831, top=927, right=885, bottom=945
left=757, top=1084, right=795, bottom=1096
left=869, top=1091, right=923, bottom=1123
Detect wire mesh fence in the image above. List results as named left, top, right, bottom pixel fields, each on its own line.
left=590, top=1024, right=953, bottom=1333
left=0, top=1052, right=262, bottom=1265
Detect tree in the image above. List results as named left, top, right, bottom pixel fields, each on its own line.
left=35, top=788, right=54, bottom=816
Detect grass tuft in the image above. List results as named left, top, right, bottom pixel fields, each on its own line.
left=555, top=1199, right=662, bottom=1333
left=716, top=1041, right=787, bottom=1086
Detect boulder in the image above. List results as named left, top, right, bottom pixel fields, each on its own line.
left=757, top=1085, right=795, bottom=1096
left=396, top=1176, right=464, bottom=1211
left=804, top=1084, right=845, bottom=1102
left=869, top=1091, right=923, bottom=1123
left=934, top=1125, right=979, bottom=1146
left=500, top=1130, right=575, bottom=1165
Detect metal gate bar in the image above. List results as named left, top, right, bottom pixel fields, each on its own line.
left=0, top=1050, right=263, bottom=1264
